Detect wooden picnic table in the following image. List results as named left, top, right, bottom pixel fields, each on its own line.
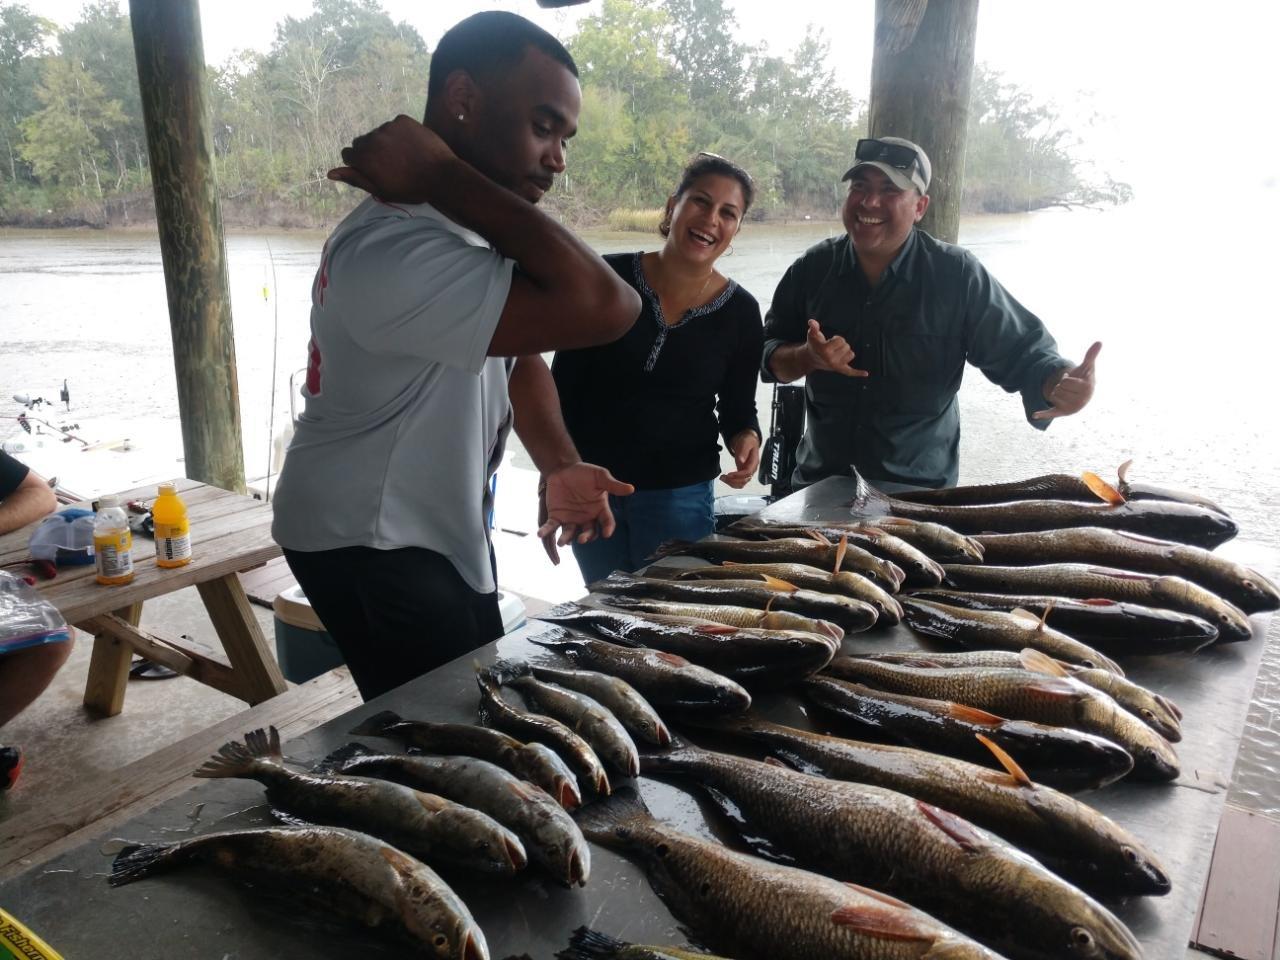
left=0, top=478, right=287, bottom=717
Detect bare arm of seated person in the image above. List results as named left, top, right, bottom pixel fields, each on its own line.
left=329, top=116, right=640, bottom=356
left=0, top=468, right=57, bottom=535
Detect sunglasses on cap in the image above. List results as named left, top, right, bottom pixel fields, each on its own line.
left=854, top=138, right=922, bottom=173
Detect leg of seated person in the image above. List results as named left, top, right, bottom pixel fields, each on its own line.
left=0, top=636, right=76, bottom=728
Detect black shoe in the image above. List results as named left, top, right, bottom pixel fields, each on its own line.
left=0, top=746, right=22, bottom=790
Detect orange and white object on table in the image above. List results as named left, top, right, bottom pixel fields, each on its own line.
left=152, top=482, right=192, bottom=568
left=92, top=495, right=133, bottom=585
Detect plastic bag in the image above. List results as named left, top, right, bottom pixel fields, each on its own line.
left=0, top=570, right=71, bottom=654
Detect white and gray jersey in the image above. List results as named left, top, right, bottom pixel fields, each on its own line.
left=272, top=197, right=515, bottom=593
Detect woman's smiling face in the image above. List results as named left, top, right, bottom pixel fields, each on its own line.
left=664, top=173, right=747, bottom=265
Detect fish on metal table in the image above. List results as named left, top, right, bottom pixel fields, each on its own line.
left=972, top=528, right=1279, bottom=614
left=575, top=787, right=1007, bottom=960
left=900, top=597, right=1122, bottom=673
left=939, top=563, right=1253, bottom=644
left=535, top=602, right=836, bottom=685
left=652, top=536, right=905, bottom=592
left=825, top=659, right=1180, bottom=781
left=729, top=514, right=984, bottom=564
left=556, top=926, right=732, bottom=960
left=194, top=727, right=527, bottom=874
left=591, top=571, right=879, bottom=633
left=530, top=627, right=752, bottom=714
left=109, top=825, right=488, bottom=959
left=316, top=742, right=590, bottom=887
left=593, top=597, right=844, bottom=643
left=906, top=590, right=1220, bottom=654
left=803, top=675, right=1135, bottom=792
left=865, top=649, right=1182, bottom=743
left=641, top=741, right=1144, bottom=960
left=349, top=710, right=582, bottom=810
left=686, top=714, right=1169, bottom=898
left=476, top=666, right=611, bottom=796
left=668, top=561, right=904, bottom=625
left=494, top=660, right=640, bottom=777
left=529, top=663, right=671, bottom=747
left=723, top=519, right=944, bottom=586
left=893, top=462, right=1229, bottom=516
left=851, top=473, right=1237, bottom=549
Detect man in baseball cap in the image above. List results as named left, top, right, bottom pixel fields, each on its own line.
left=760, top=135, right=1100, bottom=492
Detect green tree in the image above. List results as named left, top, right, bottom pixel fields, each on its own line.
left=58, top=0, right=146, bottom=190
left=0, top=3, right=53, bottom=186
left=18, top=53, right=125, bottom=201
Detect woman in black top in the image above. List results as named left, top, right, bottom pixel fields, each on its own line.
left=552, top=153, right=763, bottom=584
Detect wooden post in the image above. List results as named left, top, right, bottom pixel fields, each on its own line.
left=869, top=0, right=980, bottom=244
left=129, top=0, right=245, bottom=492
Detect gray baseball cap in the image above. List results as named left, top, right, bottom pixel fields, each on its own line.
left=842, top=136, right=931, bottom=194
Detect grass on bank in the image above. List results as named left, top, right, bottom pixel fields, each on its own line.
left=606, top=207, right=665, bottom=232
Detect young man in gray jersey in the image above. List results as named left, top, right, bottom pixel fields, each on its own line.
left=272, top=13, right=641, bottom=699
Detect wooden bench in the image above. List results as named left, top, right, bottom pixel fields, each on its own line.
left=1191, top=803, right=1280, bottom=959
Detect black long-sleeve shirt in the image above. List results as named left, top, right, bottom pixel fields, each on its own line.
left=762, top=229, right=1069, bottom=490
left=553, top=252, right=763, bottom=490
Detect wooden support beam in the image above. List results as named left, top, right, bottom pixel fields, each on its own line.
left=79, top=614, right=243, bottom=699
left=196, top=575, right=288, bottom=703
left=870, top=0, right=980, bottom=244
left=82, top=602, right=143, bottom=717
left=129, top=0, right=245, bottom=492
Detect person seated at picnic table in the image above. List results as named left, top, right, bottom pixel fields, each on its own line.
left=0, top=448, right=64, bottom=788
left=552, top=152, right=764, bottom=584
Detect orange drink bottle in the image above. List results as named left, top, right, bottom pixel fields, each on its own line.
left=153, top=482, right=192, bottom=568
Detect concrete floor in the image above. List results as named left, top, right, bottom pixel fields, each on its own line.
left=0, top=587, right=278, bottom=825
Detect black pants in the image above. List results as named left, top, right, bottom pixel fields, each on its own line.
left=282, top=545, right=504, bottom=701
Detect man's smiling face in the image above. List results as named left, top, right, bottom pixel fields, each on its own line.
left=841, top=164, right=929, bottom=263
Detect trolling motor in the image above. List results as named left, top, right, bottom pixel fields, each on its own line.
left=756, top=384, right=806, bottom=500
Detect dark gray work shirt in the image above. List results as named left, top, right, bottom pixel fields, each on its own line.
left=762, top=228, right=1069, bottom=490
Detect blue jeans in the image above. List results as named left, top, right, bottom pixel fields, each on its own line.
left=572, top=479, right=715, bottom=586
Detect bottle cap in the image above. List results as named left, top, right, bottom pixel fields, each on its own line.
left=98, top=495, right=119, bottom=509
left=158, top=482, right=176, bottom=497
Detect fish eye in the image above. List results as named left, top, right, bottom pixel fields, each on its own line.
left=1141, top=709, right=1156, bottom=722
left=655, top=842, right=670, bottom=858
left=1122, top=846, right=1139, bottom=863
left=432, top=933, right=448, bottom=948
left=1069, top=927, right=1095, bottom=952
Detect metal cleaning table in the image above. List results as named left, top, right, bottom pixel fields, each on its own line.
left=1, top=476, right=1274, bottom=958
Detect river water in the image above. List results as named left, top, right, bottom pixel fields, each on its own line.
left=2, top=197, right=1278, bottom=814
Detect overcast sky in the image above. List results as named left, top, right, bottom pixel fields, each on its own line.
left=22, top=0, right=1280, bottom=196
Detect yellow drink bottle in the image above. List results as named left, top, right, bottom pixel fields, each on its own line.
left=153, top=482, right=192, bottom=568
left=93, top=495, right=134, bottom=585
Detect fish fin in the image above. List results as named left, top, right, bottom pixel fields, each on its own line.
left=1026, top=676, right=1083, bottom=700
left=1009, top=607, right=1042, bottom=627
left=694, top=623, right=740, bottom=635
left=527, top=626, right=575, bottom=649
left=348, top=709, right=403, bottom=737
left=543, top=601, right=589, bottom=621
left=1082, top=471, right=1127, bottom=505
left=193, top=727, right=282, bottom=779
left=650, top=539, right=694, bottom=559
left=974, top=733, right=1034, bottom=787
left=1091, top=566, right=1155, bottom=581
left=313, top=741, right=380, bottom=775
left=560, top=927, right=632, bottom=960
left=842, top=882, right=917, bottom=910
left=588, top=571, right=638, bottom=592
left=379, top=844, right=424, bottom=879
left=109, top=842, right=180, bottom=887
left=916, top=800, right=986, bottom=852
left=1018, top=648, right=1070, bottom=677
left=654, top=650, right=690, bottom=667
left=830, top=901, right=933, bottom=942
left=946, top=703, right=1006, bottom=726
left=761, top=574, right=799, bottom=593
left=762, top=756, right=790, bottom=769
left=572, top=786, right=653, bottom=843
left=487, top=659, right=533, bottom=686
left=504, top=779, right=540, bottom=803
left=763, top=595, right=776, bottom=613
left=1081, top=597, right=1118, bottom=606
left=834, top=535, right=847, bottom=575
left=270, top=806, right=314, bottom=827
left=806, top=529, right=834, bottom=546
left=1117, top=458, right=1133, bottom=486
